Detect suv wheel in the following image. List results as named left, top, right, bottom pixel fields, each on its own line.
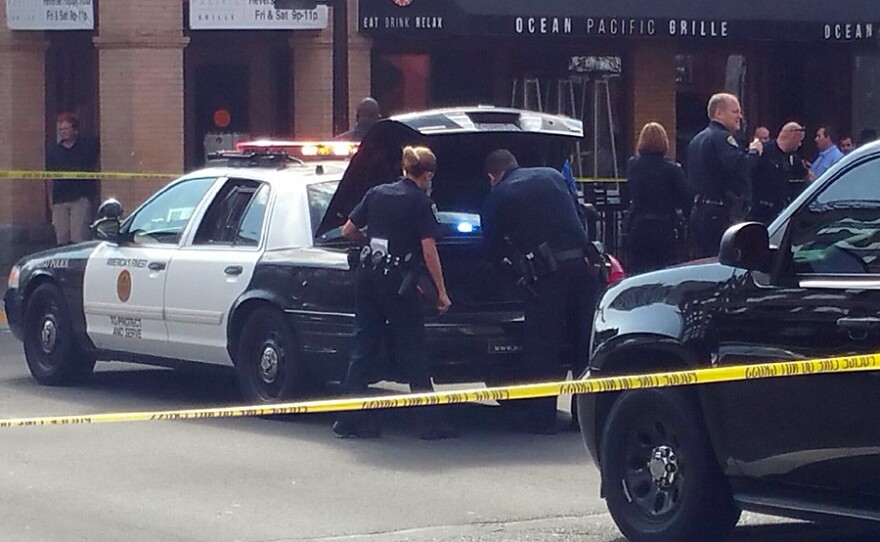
left=600, top=389, right=740, bottom=542
left=23, top=283, right=95, bottom=385
left=235, top=307, right=310, bottom=403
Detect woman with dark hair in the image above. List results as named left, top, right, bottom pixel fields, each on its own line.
left=624, top=122, right=693, bottom=274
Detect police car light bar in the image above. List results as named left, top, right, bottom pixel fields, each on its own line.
left=235, top=140, right=359, bottom=160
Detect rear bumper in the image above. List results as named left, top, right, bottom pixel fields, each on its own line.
left=3, top=287, right=23, bottom=340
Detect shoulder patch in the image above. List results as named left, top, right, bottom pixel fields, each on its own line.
left=726, top=135, right=739, bottom=147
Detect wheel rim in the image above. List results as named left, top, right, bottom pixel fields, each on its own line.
left=40, top=317, right=58, bottom=354
left=259, top=343, right=280, bottom=384
left=620, top=416, right=684, bottom=520
left=254, top=332, right=285, bottom=399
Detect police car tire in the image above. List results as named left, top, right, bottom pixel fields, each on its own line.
left=235, top=307, right=308, bottom=403
left=600, top=389, right=740, bottom=542
left=22, top=283, right=95, bottom=385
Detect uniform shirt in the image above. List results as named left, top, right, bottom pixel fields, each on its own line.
left=750, top=139, right=808, bottom=211
left=481, top=166, right=586, bottom=262
left=349, top=177, right=440, bottom=261
left=811, top=145, right=844, bottom=178
left=46, top=137, right=99, bottom=204
left=626, top=153, right=692, bottom=219
left=686, top=120, right=755, bottom=203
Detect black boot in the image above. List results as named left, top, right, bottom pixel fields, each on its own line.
left=332, top=412, right=381, bottom=438
left=416, top=408, right=458, bottom=440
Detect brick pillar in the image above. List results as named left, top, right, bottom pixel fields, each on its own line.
left=0, top=11, right=54, bottom=270
left=631, top=41, right=677, bottom=158
left=291, top=21, right=334, bottom=138
left=348, top=0, right=372, bottom=117
left=94, top=0, right=188, bottom=212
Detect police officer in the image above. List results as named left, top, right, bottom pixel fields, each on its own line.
left=332, top=146, right=454, bottom=440
left=481, top=149, right=601, bottom=434
left=688, top=93, right=763, bottom=258
left=748, top=122, right=808, bottom=225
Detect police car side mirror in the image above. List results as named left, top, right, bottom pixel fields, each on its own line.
left=91, top=217, right=122, bottom=243
left=719, top=222, right=771, bottom=272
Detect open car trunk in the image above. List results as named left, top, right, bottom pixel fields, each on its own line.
left=316, top=107, right=583, bottom=235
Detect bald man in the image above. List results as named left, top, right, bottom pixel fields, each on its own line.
left=747, top=122, right=809, bottom=225
left=335, top=97, right=382, bottom=142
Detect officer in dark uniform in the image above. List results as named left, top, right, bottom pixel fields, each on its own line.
left=332, top=145, right=454, bottom=440
left=748, top=122, right=808, bottom=225
left=688, top=92, right=763, bottom=258
left=481, top=149, right=601, bottom=434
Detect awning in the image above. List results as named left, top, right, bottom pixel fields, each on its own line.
left=359, top=0, right=880, bottom=42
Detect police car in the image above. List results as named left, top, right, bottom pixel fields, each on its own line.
left=4, top=107, right=590, bottom=404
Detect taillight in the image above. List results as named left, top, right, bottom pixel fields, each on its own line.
left=607, top=255, right=625, bottom=284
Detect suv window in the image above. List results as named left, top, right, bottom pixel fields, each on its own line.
left=124, top=177, right=216, bottom=245
left=194, top=179, right=267, bottom=247
left=307, top=180, right=343, bottom=243
left=789, top=157, right=880, bottom=274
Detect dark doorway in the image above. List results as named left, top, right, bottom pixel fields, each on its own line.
left=194, top=64, right=249, bottom=164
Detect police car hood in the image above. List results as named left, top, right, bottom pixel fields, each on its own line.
left=316, top=107, right=583, bottom=237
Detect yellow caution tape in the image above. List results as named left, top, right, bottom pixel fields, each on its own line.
left=0, top=170, right=178, bottom=180
left=0, top=352, right=877, bottom=429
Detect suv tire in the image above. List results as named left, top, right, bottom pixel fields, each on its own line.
left=600, top=389, right=740, bottom=542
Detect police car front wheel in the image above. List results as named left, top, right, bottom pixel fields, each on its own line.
left=235, top=307, right=309, bottom=403
left=22, top=283, right=95, bottom=385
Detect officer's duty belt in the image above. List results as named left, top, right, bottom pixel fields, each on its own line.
left=554, top=248, right=585, bottom=262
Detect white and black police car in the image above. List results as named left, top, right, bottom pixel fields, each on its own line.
left=5, top=107, right=595, bottom=404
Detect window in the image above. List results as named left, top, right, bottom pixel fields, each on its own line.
left=307, top=180, right=342, bottom=242
left=789, top=158, right=880, bottom=274
left=124, top=177, right=216, bottom=245
left=236, top=184, right=270, bottom=247
left=193, top=179, right=268, bottom=247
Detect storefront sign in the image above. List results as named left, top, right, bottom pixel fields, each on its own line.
left=824, top=23, right=875, bottom=41
left=190, top=0, right=328, bottom=30
left=358, top=0, right=880, bottom=43
left=5, top=0, right=94, bottom=31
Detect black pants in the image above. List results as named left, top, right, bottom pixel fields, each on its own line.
left=690, top=203, right=730, bottom=259
left=625, top=216, right=678, bottom=275
left=521, top=259, right=599, bottom=426
left=341, top=266, right=432, bottom=394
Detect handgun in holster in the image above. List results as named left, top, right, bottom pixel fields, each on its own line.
left=536, top=242, right=559, bottom=274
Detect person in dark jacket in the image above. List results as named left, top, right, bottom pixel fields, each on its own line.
left=334, top=97, right=381, bottom=142
left=687, top=93, right=763, bottom=257
left=332, top=145, right=455, bottom=440
left=481, top=149, right=601, bottom=434
left=625, top=122, right=693, bottom=274
left=46, top=114, right=100, bottom=245
left=748, top=122, right=808, bottom=225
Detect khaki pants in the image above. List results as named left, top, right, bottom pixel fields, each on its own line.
left=52, top=197, right=92, bottom=245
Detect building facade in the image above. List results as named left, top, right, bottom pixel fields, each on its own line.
left=0, top=0, right=370, bottom=269
left=361, top=0, right=880, bottom=174
left=1, top=0, right=879, bottom=271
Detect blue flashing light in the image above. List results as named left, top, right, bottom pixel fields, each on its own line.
left=456, top=222, right=475, bottom=234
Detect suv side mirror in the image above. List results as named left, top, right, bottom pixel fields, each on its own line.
left=719, top=222, right=771, bottom=271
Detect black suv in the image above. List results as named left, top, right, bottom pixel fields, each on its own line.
left=578, top=140, right=880, bottom=541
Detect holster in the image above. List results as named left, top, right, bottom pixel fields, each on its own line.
left=398, top=265, right=439, bottom=308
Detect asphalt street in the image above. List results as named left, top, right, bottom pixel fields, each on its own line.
left=0, top=327, right=878, bottom=542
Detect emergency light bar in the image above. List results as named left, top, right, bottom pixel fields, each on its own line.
left=234, top=140, right=359, bottom=160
